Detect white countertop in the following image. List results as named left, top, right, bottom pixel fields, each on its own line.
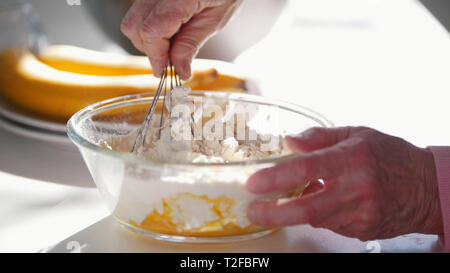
left=1, top=0, right=449, bottom=253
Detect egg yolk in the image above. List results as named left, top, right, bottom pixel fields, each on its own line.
left=129, top=193, right=270, bottom=237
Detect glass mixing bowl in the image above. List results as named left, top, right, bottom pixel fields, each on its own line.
left=67, top=91, right=333, bottom=243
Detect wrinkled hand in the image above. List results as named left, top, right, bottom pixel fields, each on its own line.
left=246, top=126, right=443, bottom=241
left=121, top=0, right=242, bottom=80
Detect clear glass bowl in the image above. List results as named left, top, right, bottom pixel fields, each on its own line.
left=67, top=91, right=333, bottom=243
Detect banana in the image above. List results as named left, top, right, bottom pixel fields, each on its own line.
left=0, top=46, right=247, bottom=122
left=0, top=48, right=161, bottom=121
left=38, top=45, right=153, bottom=76
left=38, top=45, right=247, bottom=91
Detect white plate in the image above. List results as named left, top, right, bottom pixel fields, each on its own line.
left=0, top=97, right=67, bottom=133
left=0, top=115, right=70, bottom=144
left=0, top=98, right=69, bottom=144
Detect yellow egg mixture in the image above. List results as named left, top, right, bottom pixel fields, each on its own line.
left=128, top=193, right=269, bottom=237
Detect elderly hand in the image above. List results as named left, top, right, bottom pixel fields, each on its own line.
left=121, top=0, right=243, bottom=80
left=246, top=126, right=443, bottom=241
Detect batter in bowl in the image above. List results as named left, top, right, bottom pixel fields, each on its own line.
left=98, top=88, right=296, bottom=238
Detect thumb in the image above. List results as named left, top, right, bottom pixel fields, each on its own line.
left=285, top=126, right=352, bottom=153
left=170, top=4, right=236, bottom=80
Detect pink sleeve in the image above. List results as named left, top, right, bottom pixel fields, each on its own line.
left=428, top=146, right=450, bottom=252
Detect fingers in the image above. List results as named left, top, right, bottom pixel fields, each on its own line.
left=170, top=3, right=238, bottom=80
left=247, top=185, right=341, bottom=226
left=285, top=127, right=352, bottom=153
left=136, top=0, right=200, bottom=77
left=246, top=145, right=349, bottom=194
left=301, top=179, right=324, bottom=196
left=121, top=0, right=241, bottom=79
left=121, top=0, right=159, bottom=54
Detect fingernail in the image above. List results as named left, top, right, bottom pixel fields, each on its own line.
left=284, top=134, right=309, bottom=153
left=283, top=135, right=296, bottom=144
left=150, top=59, right=162, bottom=78
left=150, top=57, right=169, bottom=78
left=283, top=136, right=298, bottom=151
left=178, top=62, right=192, bottom=81
left=153, top=69, right=162, bottom=78
left=287, top=132, right=307, bottom=140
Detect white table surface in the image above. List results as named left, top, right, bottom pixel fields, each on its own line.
left=1, top=0, right=449, bottom=253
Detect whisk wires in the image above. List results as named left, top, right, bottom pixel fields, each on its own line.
left=131, top=64, right=182, bottom=154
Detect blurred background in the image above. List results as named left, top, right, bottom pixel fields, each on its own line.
left=419, top=0, right=450, bottom=33
left=30, top=0, right=450, bottom=58
left=32, top=0, right=288, bottom=60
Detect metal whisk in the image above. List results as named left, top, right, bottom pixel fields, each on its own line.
left=131, top=64, right=182, bottom=154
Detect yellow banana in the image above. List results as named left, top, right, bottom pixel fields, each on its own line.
left=38, top=45, right=153, bottom=76
left=0, top=46, right=247, bottom=122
